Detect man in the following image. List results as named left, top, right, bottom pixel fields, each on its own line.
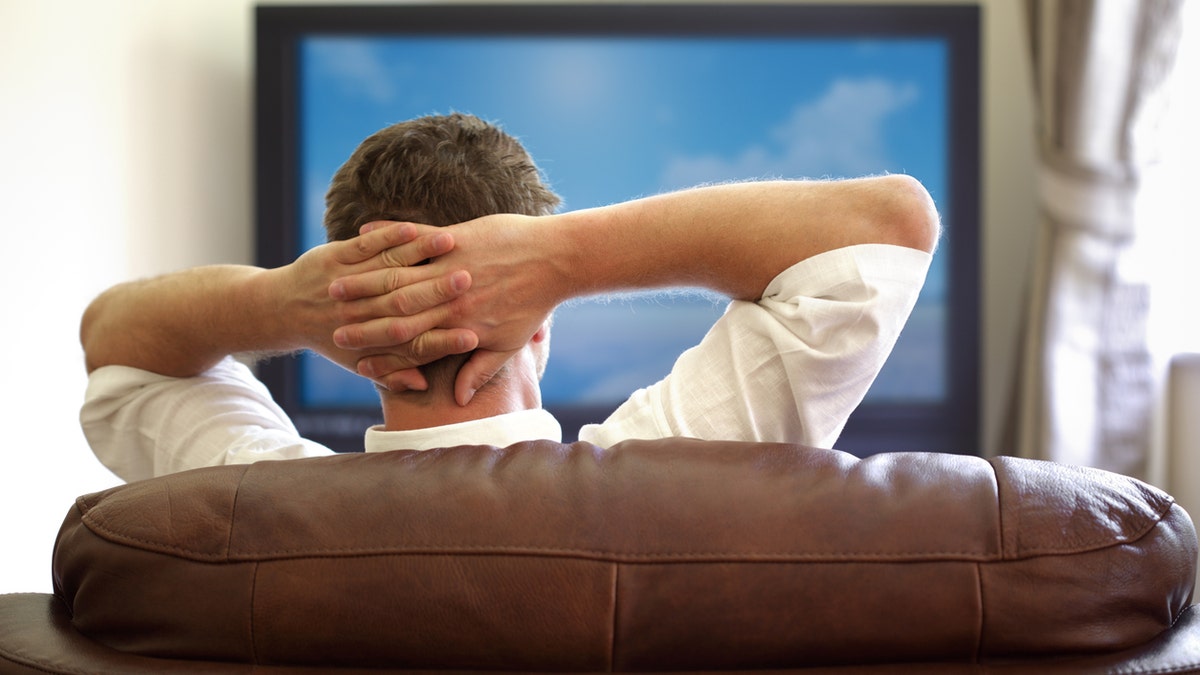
left=80, top=113, right=937, bottom=481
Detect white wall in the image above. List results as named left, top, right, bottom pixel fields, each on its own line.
left=0, top=0, right=1038, bottom=593
left=0, top=0, right=254, bottom=593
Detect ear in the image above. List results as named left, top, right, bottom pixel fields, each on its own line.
left=530, top=321, right=551, bottom=380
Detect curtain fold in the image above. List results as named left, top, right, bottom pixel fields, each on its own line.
left=1012, top=0, right=1182, bottom=477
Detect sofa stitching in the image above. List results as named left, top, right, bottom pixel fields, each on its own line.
left=74, top=492, right=96, bottom=513
left=72, top=493, right=100, bottom=530
left=73, top=483, right=1180, bottom=563
left=75, top=465, right=1178, bottom=561
left=228, top=548, right=1001, bottom=561
left=609, top=562, right=619, bottom=671
left=987, top=460, right=1180, bottom=559
left=225, top=464, right=251, bottom=560
left=0, top=648, right=76, bottom=675
left=1170, top=604, right=1195, bottom=629
left=249, top=561, right=260, bottom=665
left=78, top=502, right=1175, bottom=561
left=1006, top=495, right=1178, bottom=557
left=78, top=504, right=1179, bottom=562
left=0, top=627, right=94, bottom=675
left=988, top=457, right=1178, bottom=558
left=972, top=561, right=985, bottom=663
left=989, top=458, right=1006, bottom=560
left=67, top=517, right=1012, bottom=562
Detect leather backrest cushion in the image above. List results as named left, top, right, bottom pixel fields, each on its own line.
left=52, top=439, right=1198, bottom=670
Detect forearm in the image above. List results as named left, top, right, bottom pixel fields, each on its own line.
left=83, top=223, right=474, bottom=381
left=548, top=175, right=939, bottom=303
left=80, top=265, right=291, bottom=377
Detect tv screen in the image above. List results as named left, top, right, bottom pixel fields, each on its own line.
left=255, top=4, right=980, bottom=455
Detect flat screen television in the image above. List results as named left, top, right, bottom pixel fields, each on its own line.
left=255, top=3, right=980, bottom=455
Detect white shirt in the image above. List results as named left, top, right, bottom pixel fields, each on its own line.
left=82, top=244, right=930, bottom=482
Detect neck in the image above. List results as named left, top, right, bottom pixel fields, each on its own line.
left=379, top=379, right=541, bottom=432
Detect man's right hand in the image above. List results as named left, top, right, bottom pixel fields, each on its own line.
left=330, top=214, right=562, bottom=404
left=280, top=221, right=482, bottom=391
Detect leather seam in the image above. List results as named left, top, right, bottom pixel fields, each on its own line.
left=973, top=561, right=985, bottom=663
left=249, top=561, right=260, bottom=664
left=1009, top=495, right=1177, bottom=557
left=609, top=562, right=620, bottom=671
left=225, top=464, right=251, bottom=560
left=990, top=458, right=1006, bottom=559
left=59, top=523, right=1011, bottom=563
left=0, top=645, right=81, bottom=675
left=75, top=509, right=1171, bottom=562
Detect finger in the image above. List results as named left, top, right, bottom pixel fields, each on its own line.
left=333, top=305, right=464, bottom=350
left=332, top=270, right=471, bottom=321
left=363, top=367, right=429, bottom=393
left=454, top=349, right=519, bottom=407
left=357, top=329, right=478, bottom=373
left=377, top=230, right=454, bottom=269
left=330, top=265, right=439, bottom=302
left=338, top=222, right=419, bottom=265
left=358, top=220, right=390, bottom=235
left=376, top=271, right=471, bottom=318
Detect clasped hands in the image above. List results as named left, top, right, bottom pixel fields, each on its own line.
left=289, top=215, right=554, bottom=406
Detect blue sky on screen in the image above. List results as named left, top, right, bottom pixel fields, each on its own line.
left=298, top=36, right=949, bottom=408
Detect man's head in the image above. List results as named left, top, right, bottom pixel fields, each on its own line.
left=324, top=112, right=560, bottom=240
left=324, top=113, right=560, bottom=400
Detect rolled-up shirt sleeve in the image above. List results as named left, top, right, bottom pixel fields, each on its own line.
left=81, top=356, right=333, bottom=482
left=580, top=243, right=932, bottom=449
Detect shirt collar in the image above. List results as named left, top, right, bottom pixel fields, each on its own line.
left=363, top=408, right=563, bottom=453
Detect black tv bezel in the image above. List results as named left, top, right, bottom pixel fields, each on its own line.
left=255, top=3, right=981, bottom=456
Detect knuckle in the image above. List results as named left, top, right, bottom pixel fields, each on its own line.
left=407, top=332, right=430, bottom=357
left=419, top=233, right=445, bottom=259
left=380, top=248, right=406, bottom=269
left=446, top=296, right=470, bottom=323
left=390, top=292, right=415, bottom=317
left=339, top=326, right=362, bottom=348
left=385, top=321, right=413, bottom=345
left=433, top=277, right=455, bottom=303
left=335, top=299, right=362, bottom=324
left=386, top=268, right=406, bottom=292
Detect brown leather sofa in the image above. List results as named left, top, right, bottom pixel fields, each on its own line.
left=1, top=438, right=1197, bottom=673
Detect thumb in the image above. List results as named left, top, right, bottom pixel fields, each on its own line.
left=454, top=349, right=520, bottom=407
left=374, top=368, right=429, bottom=393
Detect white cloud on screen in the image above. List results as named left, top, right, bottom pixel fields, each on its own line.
left=309, top=41, right=400, bottom=105
left=533, top=46, right=621, bottom=114
left=661, top=78, right=919, bottom=188
left=542, top=292, right=727, bottom=404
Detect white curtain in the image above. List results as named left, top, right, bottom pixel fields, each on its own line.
left=1013, top=0, right=1184, bottom=477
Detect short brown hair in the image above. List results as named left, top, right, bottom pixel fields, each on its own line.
left=324, top=112, right=560, bottom=242
left=323, top=113, right=561, bottom=396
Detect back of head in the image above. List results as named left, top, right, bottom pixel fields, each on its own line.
left=324, top=112, right=560, bottom=238
left=323, top=113, right=561, bottom=396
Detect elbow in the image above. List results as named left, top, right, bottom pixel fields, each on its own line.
left=878, top=174, right=941, bottom=254
left=80, top=291, right=111, bottom=374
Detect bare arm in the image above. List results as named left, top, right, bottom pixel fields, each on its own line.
left=81, top=223, right=476, bottom=381
left=332, top=176, right=940, bottom=401
left=538, top=174, right=938, bottom=302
